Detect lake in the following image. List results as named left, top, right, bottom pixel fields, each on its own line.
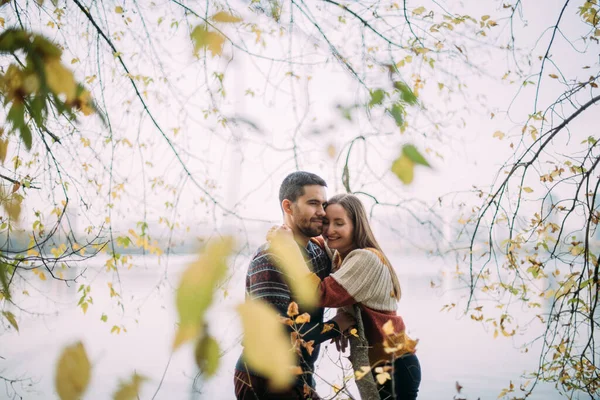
left=0, top=250, right=579, bottom=399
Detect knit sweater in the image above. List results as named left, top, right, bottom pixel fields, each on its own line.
left=320, top=248, right=406, bottom=363
left=236, top=239, right=339, bottom=393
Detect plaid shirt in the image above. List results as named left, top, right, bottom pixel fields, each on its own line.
left=246, top=239, right=331, bottom=310
left=238, top=239, right=336, bottom=386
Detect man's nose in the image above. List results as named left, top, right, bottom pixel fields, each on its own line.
left=316, top=206, right=326, bottom=216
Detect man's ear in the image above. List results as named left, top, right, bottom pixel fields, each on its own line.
left=282, top=199, right=293, bottom=216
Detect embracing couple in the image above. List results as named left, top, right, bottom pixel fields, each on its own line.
left=234, top=171, right=421, bottom=400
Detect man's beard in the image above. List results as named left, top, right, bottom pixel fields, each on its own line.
left=297, top=218, right=323, bottom=237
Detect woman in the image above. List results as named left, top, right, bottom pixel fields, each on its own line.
left=273, top=194, right=421, bottom=400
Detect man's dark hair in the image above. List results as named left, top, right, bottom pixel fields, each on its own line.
left=279, top=171, right=327, bottom=204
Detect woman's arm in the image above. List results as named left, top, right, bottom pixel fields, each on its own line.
left=316, top=249, right=386, bottom=307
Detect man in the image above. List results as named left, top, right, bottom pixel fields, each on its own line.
left=234, top=171, right=354, bottom=399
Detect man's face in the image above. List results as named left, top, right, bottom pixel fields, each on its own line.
left=290, top=185, right=327, bottom=238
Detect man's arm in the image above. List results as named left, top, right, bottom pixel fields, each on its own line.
left=246, top=250, right=347, bottom=345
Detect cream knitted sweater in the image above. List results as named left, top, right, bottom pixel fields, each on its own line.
left=325, top=248, right=399, bottom=400
left=331, top=249, right=398, bottom=312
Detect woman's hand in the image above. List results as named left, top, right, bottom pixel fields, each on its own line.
left=266, top=224, right=294, bottom=242
left=333, top=335, right=349, bottom=353
left=331, top=311, right=355, bottom=353
left=332, top=311, right=355, bottom=332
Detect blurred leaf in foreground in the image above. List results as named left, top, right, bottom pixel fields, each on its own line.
left=55, top=342, right=91, bottom=400
left=173, top=237, right=233, bottom=349
left=237, top=299, right=295, bottom=390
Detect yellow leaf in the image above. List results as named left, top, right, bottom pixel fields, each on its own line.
left=195, top=335, right=220, bottom=377
left=294, top=313, right=311, bottom=324
left=191, top=25, right=225, bottom=57
left=113, top=373, right=147, bottom=400
left=302, top=339, right=315, bottom=356
left=71, top=58, right=80, bottom=64
left=412, top=6, right=426, bottom=15
left=278, top=315, right=294, bottom=326
left=115, top=6, right=124, bottom=14
left=237, top=300, right=295, bottom=390
left=287, top=301, right=299, bottom=317
left=290, top=366, right=303, bottom=376
left=376, top=372, right=391, bottom=385
left=391, top=154, right=415, bottom=184
left=2, top=311, right=19, bottom=331
left=522, top=187, right=533, bottom=193
left=326, top=144, right=336, bottom=159
left=211, top=11, right=243, bottom=23
left=481, top=15, right=490, bottom=21
left=333, top=384, right=341, bottom=393
left=38, top=271, right=47, bottom=281
left=173, top=237, right=233, bottom=349
left=0, top=17, right=4, bottom=28
left=269, top=235, right=319, bottom=307
left=354, top=366, right=371, bottom=380
left=493, top=131, right=505, bottom=140
left=1, top=190, right=22, bottom=221
left=549, top=74, right=558, bottom=79
left=321, top=323, right=334, bottom=334
left=75, top=90, right=94, bottom=116
left=0, top=138, right=8, bottom=164
left=382, top=319, right=395, bottom=336
left=44, top=58, right=77, bottom=102
left=55, top=342, right=91, bottom=400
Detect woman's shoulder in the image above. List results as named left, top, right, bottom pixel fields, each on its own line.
left=345, top=248, right=385, bottom=264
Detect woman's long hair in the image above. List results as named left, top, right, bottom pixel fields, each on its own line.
left=326, top=194, right=402, bottom=301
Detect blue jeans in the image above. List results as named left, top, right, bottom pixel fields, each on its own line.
left=376, top=353, right=421, bottom=400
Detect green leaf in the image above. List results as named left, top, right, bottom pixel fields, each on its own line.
left=402, top=144, right=431, bottom=167
left=2, top=311, right=18, bottom=331
left=7, top=102, right=32, bottom=150
left=394, top=81, right=418, bottom=105
left=402, top=144, right=430, bottom=167
left=389, top=104, right=404, bottom=126
left=340, top=106, right=352, bottom=121
left=579, top=278, right=594, bottom=290
left=368, top=89, right=385, bottom=108
left=116, top=236, right=131, bottom=248
left=19, top=124, right=32, bottom=151
left=195, top=335, right=220, bottom=376
left=113, top=373, right=147, bottom=400
left=0, top=261, right=11, bottom=300
left=100, top=314, right=108, bottom=322
left=30, top=95, right=46, bottom=127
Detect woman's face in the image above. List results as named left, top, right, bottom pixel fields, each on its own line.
left=323, top=203, right=355, bottom=257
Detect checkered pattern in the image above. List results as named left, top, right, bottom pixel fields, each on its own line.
left=243, top=239, right=331, bottom=370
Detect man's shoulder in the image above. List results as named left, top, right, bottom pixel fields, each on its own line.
left=248, top=243, right=280, bottom=270
left=251, top=242, right=276, bottom=260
